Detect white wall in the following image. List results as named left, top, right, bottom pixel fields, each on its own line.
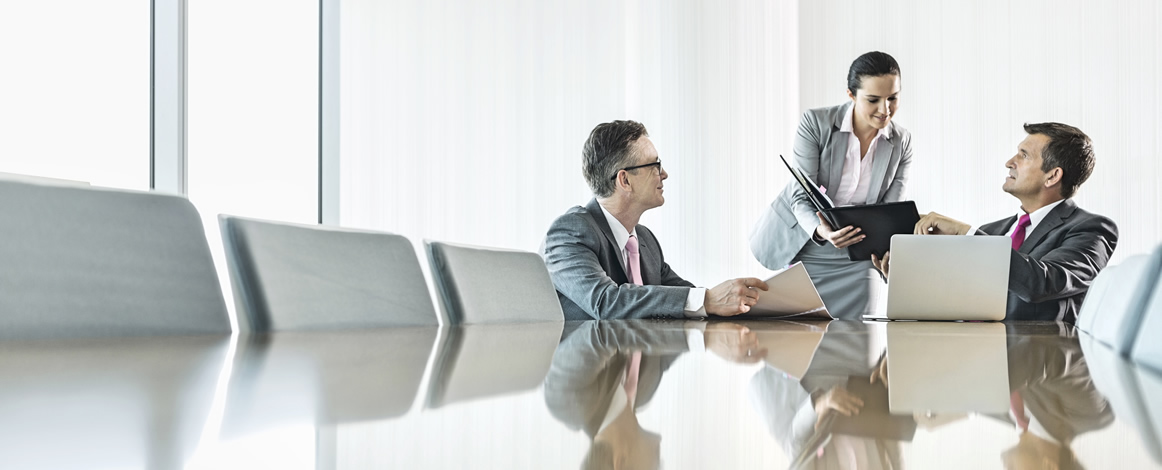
left=337, top=0, right=800, bottom=287
left=800, top=0, right=1161, bottom=263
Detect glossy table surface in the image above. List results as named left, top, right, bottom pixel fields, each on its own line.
left=2, top=319, right=1160, bottom=469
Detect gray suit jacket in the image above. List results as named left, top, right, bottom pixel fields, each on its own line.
left=543, top=320, right=688, bottom=437
left=978, top=199, right=1118, bottom=322
left=751, top=102, right=914, bottom=269
left=543, top=199, right=695, bottom=321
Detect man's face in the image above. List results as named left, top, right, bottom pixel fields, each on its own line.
left=625, top=136, right=668, bottom=210
left=1003, top=133, right=1052, bottom=199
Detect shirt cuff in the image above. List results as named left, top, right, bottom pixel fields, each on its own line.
left=685, top=321, right=707, bottom=353
left=966, top=225, right=979, bottom=236
left=684, top=287, right=707, bottom=318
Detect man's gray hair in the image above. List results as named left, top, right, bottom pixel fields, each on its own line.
left=582, top=120, right=648, bottom=198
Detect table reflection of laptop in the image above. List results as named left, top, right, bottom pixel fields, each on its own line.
left=886, top=322, right=1010, bottom=415
left=866, top=235, right=1011, bottom=321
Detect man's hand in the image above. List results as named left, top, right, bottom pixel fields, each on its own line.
left=705, top=322, right=766, bottom=364
left=915, top=212, right=971, bottom=235
left=705, top=278, right=769, bottom=316
left=815, top=212, right=864, bottom=248
left=813, top=386, right=864, bottom=430
left=870, top=251, right=891, bottom=279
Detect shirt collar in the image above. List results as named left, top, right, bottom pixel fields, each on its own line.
left=840, top=103, right=891, bottom=140
left=599, top=203, right=636, bottom=253
left=1019, top=199, right=1065, bottom=231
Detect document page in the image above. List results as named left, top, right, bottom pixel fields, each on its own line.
left=745, top=262, right=832, bottom=319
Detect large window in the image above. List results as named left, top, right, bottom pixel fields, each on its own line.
left=0, top=2, right=150, bottom=189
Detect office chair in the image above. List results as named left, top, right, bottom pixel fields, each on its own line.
left=425, top=240, right=564, bottom=324
left=0, top=179, right=230, bottom=338
left=1131, top=246, right=1162, bottom=371
left=220, top=215, right=438, bottom=331
left=1076, top=244, right=1162, bottom=355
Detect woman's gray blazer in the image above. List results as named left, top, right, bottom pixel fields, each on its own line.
left=750, top=102, right=914, bottom=270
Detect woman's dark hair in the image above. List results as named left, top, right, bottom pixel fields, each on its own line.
left=847, top=51, right=901, bottom=95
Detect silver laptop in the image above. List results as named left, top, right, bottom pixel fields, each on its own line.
left=878, top=235, right=1011, bottom=321
left=885, top=321, right=1010, bottom=414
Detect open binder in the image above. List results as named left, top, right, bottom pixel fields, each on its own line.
left=779, top=154, right=921, bottom=261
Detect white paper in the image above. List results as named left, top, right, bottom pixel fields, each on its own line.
left=748, top=321, right=828, bottom=380
left=745, top=262, right=832, bottom=318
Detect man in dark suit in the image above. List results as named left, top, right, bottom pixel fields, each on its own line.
left=873, top=122, right=1118, bottom=322
left=543, top=120, right=768, bottom=321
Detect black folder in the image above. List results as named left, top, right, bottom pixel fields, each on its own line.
left=779, top=155, right=920, bottom=261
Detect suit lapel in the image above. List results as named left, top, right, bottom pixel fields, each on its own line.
left=865, top=132, right=895, bottom=204
left=585, top=199, right=630, bottom=282
left=981, top=215, right=1018, bottom=236
left=1020, top=200, right=1075, bottom=254
left=637, top=230, right=661, bottom=285
left=826, top=104, right=850, bottom=191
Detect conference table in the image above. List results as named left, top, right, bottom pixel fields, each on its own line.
left=1, top=319, right=1159, bottom=469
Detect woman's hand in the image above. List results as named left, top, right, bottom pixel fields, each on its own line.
left=870, top=251, right=890, bottom=278
left=813, top=386, right=864, bottom=430
left=815, top=212, right=865, bottom=249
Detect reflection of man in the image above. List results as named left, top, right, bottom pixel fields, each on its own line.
left=874, top=123, right=1117, bottom=322
left=544, top=120, right=768, bottom=321
left=748, top=322, right=904, bottom=469
left=544, top=320, right=762, bottom=470
left=997, top=325, right=1113, bottom=469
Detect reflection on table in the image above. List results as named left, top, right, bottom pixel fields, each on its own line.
left=0, top=320, right=1158, bottom=469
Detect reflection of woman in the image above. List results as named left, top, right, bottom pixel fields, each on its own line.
left=751, top=51, right=913, bottom=318
left=749, top=322, right=904, bottom=469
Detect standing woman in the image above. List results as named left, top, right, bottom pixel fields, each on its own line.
left=750, top=51, right=912, bottom=319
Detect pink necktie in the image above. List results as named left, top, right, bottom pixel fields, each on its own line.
left=624, top=351, right=643, bottom=404
left=1011, top=214, right=1032, bottom=251
left=1010, top=390, right=1029, bottom=431
left=626, top=235, right=644, bottom=286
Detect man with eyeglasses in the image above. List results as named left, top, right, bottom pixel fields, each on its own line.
left=543, top=120, right=769, bottom=320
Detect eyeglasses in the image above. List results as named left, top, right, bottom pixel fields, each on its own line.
left=610, top=159, right=663, bottom=180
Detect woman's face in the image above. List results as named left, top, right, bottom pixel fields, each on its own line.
left=847, top=74, right=901, bottom=131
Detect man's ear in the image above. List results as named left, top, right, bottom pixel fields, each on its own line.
left=615, top=171, right=631, bottom=192
left=1044, top=167, right=1063, bottom=188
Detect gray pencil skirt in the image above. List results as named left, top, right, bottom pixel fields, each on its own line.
left=793, top=241, right=883, bottom=320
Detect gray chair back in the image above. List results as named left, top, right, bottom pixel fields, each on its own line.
left=1132, top=251, right=1162, bottom=372
left=425, top=240, right=564, bottom=324
left=220, top=216, right=438, bottom=331
left=1077, top=244, right=1162, bottom=354
left=0, top=180, right=230, bottom=339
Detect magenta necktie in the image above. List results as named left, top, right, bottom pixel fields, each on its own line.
left=626, top=235, right=644, bottom=286
left=1011, top=214, right=1032, bottom=251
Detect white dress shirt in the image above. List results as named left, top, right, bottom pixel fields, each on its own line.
left=967, top=199, right=1065, bottom=239
left=831, top=104, right=891, bottom=206
left=600, top=205, right=707, bottom=317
